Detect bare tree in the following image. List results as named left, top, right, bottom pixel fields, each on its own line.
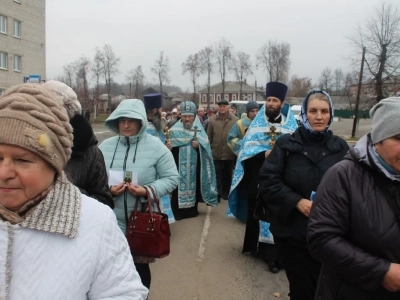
left=182, top=53, right=202, bottom=105
left=256, top=41, right=291, bottom=83
left=75, top=56, right=92, bottom=110
left=319, top=67, right=333, bottom=92
left=126, top=65, right=145, bottom=98
left=334, top=68, right=344, bottom=95
left=63, top=63, right=76, bottom=88
left=151, top=51, right=171, bottom=95
left=98, top=44, right=120, bottom=112
left=351, top=2, right=400, bottom=102
left=91, top=48, right=103, bottom=111
left=54, top=75, right=69, bottom=85
left=199, top=46, right=214, bottom=109
left=288, top=75, right=313, bottom=97
left=214, top=38, right=233, bottom=99
left=343, top=71, right=363, bottom=109
left=230, top=51, right=252, bottom=100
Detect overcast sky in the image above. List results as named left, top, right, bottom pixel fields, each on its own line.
left=46, top=0, right=397, bottom=91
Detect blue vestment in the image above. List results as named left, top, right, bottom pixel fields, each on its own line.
left=145, top=121, right=174, bottom=223
left=169, top=116, right=218, bottom=207
left=146, top=121, right=166, bottom=143
left=228, top=103, right=298, bottom=243
left=227, top=116, right=253, bottom=156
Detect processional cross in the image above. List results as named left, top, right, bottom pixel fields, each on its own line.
left=164, top=126, right=170, bottom=142
left=187, top=125, right=201, bottom=142
left=265, top=125, right=281, bottom=147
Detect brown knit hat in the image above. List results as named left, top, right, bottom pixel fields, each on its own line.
left=0, top=84, right=73, bottom=175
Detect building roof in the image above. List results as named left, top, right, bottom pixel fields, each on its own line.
left=142, top=87, right=158, bottom=95
left=197, top=81, right=264, bottom=94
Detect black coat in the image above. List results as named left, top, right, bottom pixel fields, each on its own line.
left=64, top=115, right=114, bottom=208
left=307, top=134, right=400, bottom=299
left=259, top=126, right=349, bottom=240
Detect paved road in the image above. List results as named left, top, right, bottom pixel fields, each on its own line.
left=92, top=118, right=371, bottom=300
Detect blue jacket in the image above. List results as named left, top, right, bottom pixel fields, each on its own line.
left=99, top=99, right=179, bottom=233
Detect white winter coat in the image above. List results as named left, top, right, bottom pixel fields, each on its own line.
left=0, top=176, right=148, bottom=300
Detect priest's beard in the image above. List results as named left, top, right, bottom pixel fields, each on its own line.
left=265, top=106, right=281, bottom=120
left=183, top=120, right=194, bottom=130
left=152, top=111, right=163, bottom=131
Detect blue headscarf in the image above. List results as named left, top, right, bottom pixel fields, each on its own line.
left=300, top=90, right=334, bottom=135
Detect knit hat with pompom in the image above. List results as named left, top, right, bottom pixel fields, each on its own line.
left=0, top=83, right=73, bottom=175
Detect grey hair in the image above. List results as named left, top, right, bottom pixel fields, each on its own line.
left=307, top=92, right=330, bottom=104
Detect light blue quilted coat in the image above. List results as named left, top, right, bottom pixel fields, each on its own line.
left=99, top=99, right=179, bottom=233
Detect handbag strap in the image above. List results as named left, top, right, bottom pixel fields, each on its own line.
left=132, top=187, right=153, bottom=215
left=124, top=190, right=129, bottom=227
left=145, top=185, right=163, bottom=213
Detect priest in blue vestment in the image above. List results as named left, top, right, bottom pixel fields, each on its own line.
left=167, top=101, right=218, bottom=220
left=144, top=93, right=166, bottom=143
left=228, top=82, right=298, bottom=273
left=144, top=93, right=175, bottom=223
left=227, top=101, right=259, bottom=156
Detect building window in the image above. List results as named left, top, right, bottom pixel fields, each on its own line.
left=209, top=95, right=214, bottom=102
left=0, top=15, right=6, bottom=34
left=224, top=94, right=229, bottom=101
left=232, top=94, right=237, bottom=100
left=0, top=52, right=7, bottom=69
left=14, top=55, right=21, bottom=71
left=202, top=94, right=207, bottom=103
left=13, top=20, right=21, bottom=37
left=248, top=94, right=252, bottom=101
left=217, top=94, right=221, bottom=101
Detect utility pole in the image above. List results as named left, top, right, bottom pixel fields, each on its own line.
left=351, top=46, right=366, bottom=138
left=254, top=80, right=257, bottom=101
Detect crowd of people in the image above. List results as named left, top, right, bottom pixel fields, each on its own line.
left=0, top=79, right=400, bottom=300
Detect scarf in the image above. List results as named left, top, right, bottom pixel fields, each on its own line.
left=0, top=184, right=53, bottom=224
left=300, top=90, right=334, bottom=136
left=0, top=173, right=81, bottom=239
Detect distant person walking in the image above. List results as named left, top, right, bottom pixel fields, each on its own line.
left=207, top=99, right=239, bottom=200
left=85, top=109, right=91, bottom=121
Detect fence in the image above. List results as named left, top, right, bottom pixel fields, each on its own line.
left=334, top=109, right=370, bottom=119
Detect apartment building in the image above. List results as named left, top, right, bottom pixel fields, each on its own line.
left=0, top=0, right=45, bottom=94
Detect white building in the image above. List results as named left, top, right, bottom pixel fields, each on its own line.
left=0, top=0, right=46, bottom=94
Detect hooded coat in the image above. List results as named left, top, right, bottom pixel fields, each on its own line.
left=99, top=99, right=179, bottom=234
left=64, top=115, right=114, bottom=208
left=308, top=134, right=400, bottom=300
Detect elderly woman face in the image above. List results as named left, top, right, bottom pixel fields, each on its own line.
left=0, top=144, right=55, bottom=211
left=118, top=117, right=141, bottom=137
left=307, top=98, right=330, bottom=132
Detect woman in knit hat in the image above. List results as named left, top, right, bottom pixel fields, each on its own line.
left=308, top=97, right=400, bottom=300
left=42, top=80, right=114, bottom=208
left=0, top=84, right=148, bottom=300
left=259, top=90, right=349, bottom=299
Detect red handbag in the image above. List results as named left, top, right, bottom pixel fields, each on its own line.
left=126, top=186, right=171, bottom=258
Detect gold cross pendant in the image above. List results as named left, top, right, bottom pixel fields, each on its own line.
left=265, top=125, right=282, bottom=147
